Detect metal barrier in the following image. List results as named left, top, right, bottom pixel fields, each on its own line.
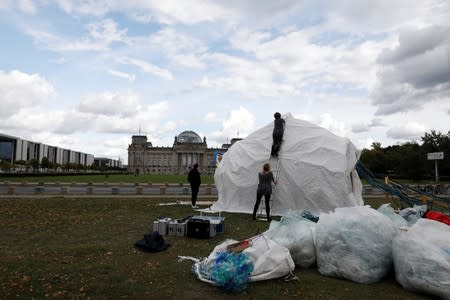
left=0, top=182, right=446, bottom=197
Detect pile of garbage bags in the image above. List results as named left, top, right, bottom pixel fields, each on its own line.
left=181, top=204, right=449, bottom=298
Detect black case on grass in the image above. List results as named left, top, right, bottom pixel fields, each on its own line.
left=187, top=218, right=211, bottom=239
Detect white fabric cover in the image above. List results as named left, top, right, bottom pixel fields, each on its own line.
left=264, top=215, right=317, bottom=268
left=211, top=113, right=363, bottom=216
left=315, top=206, right=397, bottom=284
left=393, top=219, right=450, bottom=299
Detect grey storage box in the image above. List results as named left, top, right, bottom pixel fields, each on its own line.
left=153, top=217, right=172, bottom=235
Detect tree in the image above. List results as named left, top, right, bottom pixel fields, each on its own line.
left=421, top=130, right=449, bottom=152
left=29, top=158, right=40, bottom=171
left=15, top=160, right=27, bottom=172
left=421, top=130, right=450, bottom=180
left=41, top=157, right=50, bottom=170
left=360, top=130, right=450, bottom=180
left=0, top=160, right=11, bottom=171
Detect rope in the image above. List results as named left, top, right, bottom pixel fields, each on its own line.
left=355, top=161, right=450, bottom=208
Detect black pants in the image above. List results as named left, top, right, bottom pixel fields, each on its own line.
left=272, top=133, right=283, bottom=156
left=190, top=184, right=199, bottom=206
left=273, top=133, right=283, bottom=146
left=253, top=193, right=271, bottom=220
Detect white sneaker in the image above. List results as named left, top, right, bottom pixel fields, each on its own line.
left=191, top=205, right=199, bottom=209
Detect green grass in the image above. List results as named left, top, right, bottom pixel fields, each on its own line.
left=0, top=196, right=434, bottom=299
left=0, top=174, right=216, bottom=184
left=2, top=174, right=447, bottom=187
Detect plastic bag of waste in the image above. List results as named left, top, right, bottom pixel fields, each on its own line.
left=315, top=206, right=396, bottom=283
left=187, top=235, right=295, bottom=291
left=398, top=205, right=427, bottom=226
left=377, top=203, right=408, bottom=228
left=265, top=214, right=317, bottom=268
left=393, top=218, right=450, bottom=299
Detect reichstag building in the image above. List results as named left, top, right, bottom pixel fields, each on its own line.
left=127, top=131, right=240, bottom=175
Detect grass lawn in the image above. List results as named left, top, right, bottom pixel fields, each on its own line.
left=0, top=197, right=433, bottom=299
left=0, top=174, right=216, bottom=185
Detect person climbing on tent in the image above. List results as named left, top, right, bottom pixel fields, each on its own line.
left=271, top=112, right=285, bottom=157
left=188, top=163, right=201, bottom=208
left=253, top=163, right=276, bottom=221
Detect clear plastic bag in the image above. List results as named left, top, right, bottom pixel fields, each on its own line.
left=315, top=206, right=396, bottom=283
left=393, top=218, right=450, bottom=299
left=398, top=204, right=427, bottom=226
left=265, top=214, right=316, bottom=268
left=377, top=203, right=408, bottom=228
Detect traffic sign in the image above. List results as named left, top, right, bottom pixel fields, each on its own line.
left=427, top=152, right=444, bottom=160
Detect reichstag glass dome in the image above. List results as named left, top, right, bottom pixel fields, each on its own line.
left=177, top=131, right=202, bottom=143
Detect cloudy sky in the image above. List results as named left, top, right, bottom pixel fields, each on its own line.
left=1, top=0, right=449, bottom=163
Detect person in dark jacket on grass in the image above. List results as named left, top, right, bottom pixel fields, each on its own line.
left=188, top=163, right=201, bottom=208
left=253, top=163, right=276, bottom=221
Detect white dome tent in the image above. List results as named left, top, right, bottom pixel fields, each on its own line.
left=211, top=113, right=364, bottom=216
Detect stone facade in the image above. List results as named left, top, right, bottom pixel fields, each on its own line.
left=127, top=131, right=240, bottom=175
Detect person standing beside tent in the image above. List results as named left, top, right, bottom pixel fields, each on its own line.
left=253, top=163, right=276, bottom=221
left=188, top=163, right=201, bottom=209
left=271, top=112, right=285, bottom=157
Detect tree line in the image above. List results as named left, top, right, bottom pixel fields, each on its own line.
left=359, top=130, right=450, bottom=181
left=0, top=157, right=123, bottom=173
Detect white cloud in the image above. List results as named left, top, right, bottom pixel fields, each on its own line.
left=93, top=101, right=172, bottom=134
left=209, top=107, right=256, bottom=141
left=54, top=0, right=110, bottom=16
left=2, top=107, right=64, bottom=132
left=229, top=28, right=392, bottom=93
left=322, top=0, right=450, bottom=33
left=86, top=18, right=128, bottom=45
left=172, top=54, right=205, bottom=69
left=24, top=18, right=129, bottom=52
left=107, top=69, right=135, bottom=82
left=352, top=123, right=370, bottom=133
left=204, top=112, right=221, bottom=123
left=199, top=53, right=296, bottom=98
left=141, top=27, right=208, bottom=56
left=352, top=118, right=386, bottom=133
left=51, top=0, right=229, bottom=24
left=370, top=118, right=386, bottom=127
left=293, top=112, right=357, bottom=142
left=0, top=70, right=56, bottom=117
left=0, top=0, right=38, bottom=14
left=386, top=122, right=427, bottom=140
left=118, top=56, right=173, bottom=80
left=18, top=0, right=37, bottom=14
left=32, top=131, right=82, bottom=150
left=318, top=113, right=350, bottom=138
left=26, top=28, right=109, bottom=52
left=38, top=98, right=172, bottom=136
left=120, top=0, right=228, bottom=25
left=77, top=92, right=140, bottom=117
left=101, top=136, right=130, bottom=159
left=53, top=110, right=94, bottom=134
